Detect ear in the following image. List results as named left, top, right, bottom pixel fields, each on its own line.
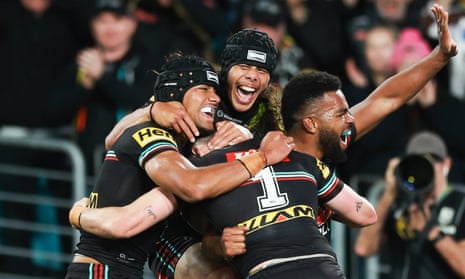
left=442, top=157, right=452, bottom=177
left=302, top=117, right=317, bottom=133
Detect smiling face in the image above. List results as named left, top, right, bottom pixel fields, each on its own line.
left=182, top=84, right=220, bottom=136
left=226, top=64, right=270, bottom=112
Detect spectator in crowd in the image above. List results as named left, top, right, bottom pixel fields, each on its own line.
left=130, top=0, right=230, bottom=63
left=0, top=0, right=78, bottom=276
left=421, top=1, right=465, bottom=101
left=240, top=0, right=315, bottom=92
left=355, top=131, right=465, bottom=279
left=0, top=0, right=77, bottom=127
left=340, top=25, right=408, bottom=188
left=345, top=0, right=425, bottom=88
left=48, top=0, right=163, bottom=180
left=392, top=27, right=465, bottom=183
left=284, top=0, right=354, bottom=78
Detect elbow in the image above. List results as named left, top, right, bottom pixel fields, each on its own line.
left=351, top=211, right=378, bottom=228
left=103, top=219, right=134, bottom=239
left=181, top=180, right=213, bottom=202
left=363, top=211, right=378, bottom=227
left=182, top=188, right=210, bottom=202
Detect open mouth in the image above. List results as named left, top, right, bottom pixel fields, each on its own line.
left=235, top=85, right=257, bottom=104
left=200, top=106, right=216, bottom=120
left=340, top=129, right=352, bottom=150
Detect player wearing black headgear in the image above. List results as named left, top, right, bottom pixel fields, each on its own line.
left=65, top=53, right=293, bottom=279
left=214, top=29, right=282, bottom=137
left=154, top=54, right=219, bottom=102
left=219, top=28, right=278, bottom=82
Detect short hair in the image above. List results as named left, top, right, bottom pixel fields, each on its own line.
left=281, top=71, right=341, bottom=131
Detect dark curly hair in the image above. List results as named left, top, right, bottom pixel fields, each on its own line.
left=281, top=71, right=341, bottom=132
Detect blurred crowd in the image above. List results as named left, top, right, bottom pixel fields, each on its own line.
left=1, top=0, right=465, bottom=277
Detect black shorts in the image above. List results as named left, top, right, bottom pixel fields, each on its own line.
left=148, top=216, right=201, bottom=279
left=65, top=262, right=142, bottom=279
left=247, top=256, right=346, bottom=279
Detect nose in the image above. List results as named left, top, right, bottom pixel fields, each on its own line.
left=245, top=67, right=259, bottom=81
left=345, top=111, right=355, bottom=123
left=207, top=87, right=220, bottom=104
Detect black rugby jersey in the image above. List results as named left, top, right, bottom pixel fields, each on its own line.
left=75, top=122, right=180, bottom=276
left=191, top=138, right=345, bottom=277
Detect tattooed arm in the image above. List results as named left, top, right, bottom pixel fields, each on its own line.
left=326, top=184, right=377, bottom=228
left=70, top=187, right=177, bottom=239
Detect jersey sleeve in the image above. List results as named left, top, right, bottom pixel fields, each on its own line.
left=128, top=124, right=179, bottom=168
left=314, top=158, right=344, bottom=204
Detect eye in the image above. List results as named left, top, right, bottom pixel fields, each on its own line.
left=257, top=68, right=268, bottom=74
left=238, top=64, right=249, bottom=70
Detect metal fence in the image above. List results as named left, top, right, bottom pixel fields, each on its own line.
left=0, top=132, right=86, bottom=278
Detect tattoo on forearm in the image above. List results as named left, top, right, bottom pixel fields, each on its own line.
left=356, top=201, right=362, bottom=212
left=145, top=205, right=157, bottom=220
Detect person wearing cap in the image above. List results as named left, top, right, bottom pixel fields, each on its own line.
left=64, top=53, right=293, bottom=279
left=355, top=130, right=465, bottom=279
left=48, top=0, right=166, bottom=181
left=240, top=0, right=315, bottom=92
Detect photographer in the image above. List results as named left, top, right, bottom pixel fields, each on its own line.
left=355, top=131, right=465, bottom=279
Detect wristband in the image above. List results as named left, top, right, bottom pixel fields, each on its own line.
left=149, top=102, right=156, bottom=123
left=237, top=151, right=267, bottom=178
left=69, top=205, right=85, bottom=230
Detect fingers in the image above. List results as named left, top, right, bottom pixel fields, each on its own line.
left=174, top=117, right=198, bottom=143
left=432, top=3, right=459, bottom=57
left=222, top=226, right=248, bottom=257
left=152, top=102, right=199, bottom=142
left=209, top=121, right=253, bottom=149
left=259, top=131, right=294, bottom=165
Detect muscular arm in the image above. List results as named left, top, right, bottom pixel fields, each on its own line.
left=350, top=4, right=458, bottom=139
left=145, top=131, right=293, bottom=202
left=74, top=187, right=177, bottom=238
left=326, top=184, right=377, bottom=228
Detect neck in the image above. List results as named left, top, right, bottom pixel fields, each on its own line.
left=288, top=130, right=322, bottom=160
left=100, top=42, right=131, bottom=62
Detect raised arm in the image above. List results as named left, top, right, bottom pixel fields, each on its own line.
left=351, top=4, right=458, bottom=139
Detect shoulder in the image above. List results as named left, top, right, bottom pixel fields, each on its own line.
left=115, top=122, right=179, bottom=151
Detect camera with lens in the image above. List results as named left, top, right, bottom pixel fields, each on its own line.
left=393, top=154, right=435, bottom=217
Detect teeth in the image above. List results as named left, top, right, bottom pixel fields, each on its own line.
left=201, top=107, right=215, bottom=114
left=340, top=129, right=352, bottom=145
left=239, top=86, right=256, bottom=94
